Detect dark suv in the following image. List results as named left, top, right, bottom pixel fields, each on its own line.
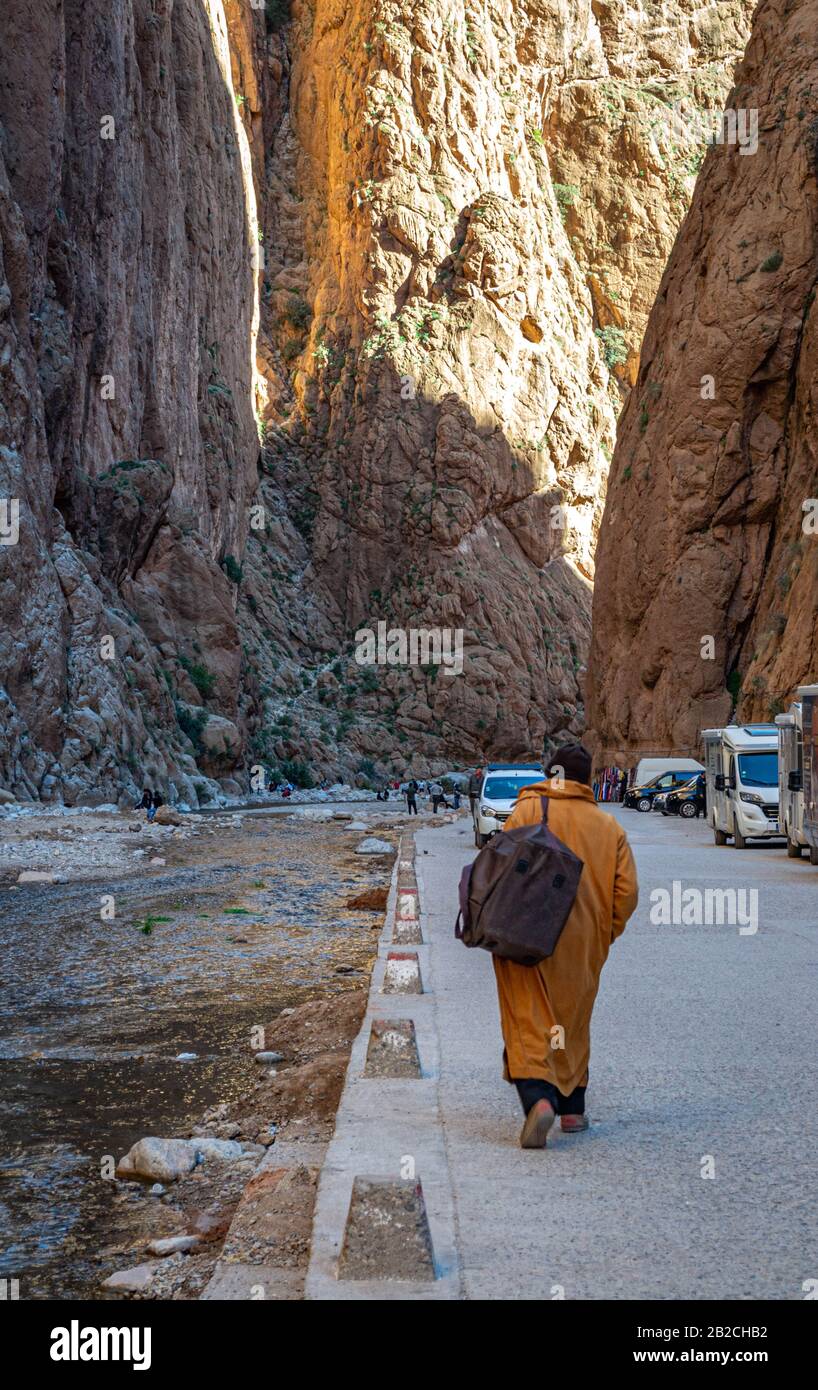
left=663, top=773, right=706, bottom=819
left=624, top=769, right=703, bottom=812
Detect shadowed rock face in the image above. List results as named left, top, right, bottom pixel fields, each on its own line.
left=587, top=0, right=818, bottom=765
left=0, top=0, right=753, bottom=801
left=0, top=0, right=260, bottom=804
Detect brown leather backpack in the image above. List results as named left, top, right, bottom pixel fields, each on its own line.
left=455, top=797, right=583, bottom=965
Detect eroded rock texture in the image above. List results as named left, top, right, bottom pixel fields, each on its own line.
left=0, top=0, right=752, bottom=800
left=588, top=0, right=818, bottom=764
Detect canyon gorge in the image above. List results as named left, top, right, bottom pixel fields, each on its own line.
left=4, top=0, right=809, bottom=805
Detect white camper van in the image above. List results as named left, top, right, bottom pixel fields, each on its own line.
left=797, top=685, right=818, bottom=865
left=775, top=702, right=808, bottom=856
left=702, top=725, right=781, bottom=848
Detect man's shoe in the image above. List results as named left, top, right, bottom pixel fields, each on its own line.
left=519, top=1098, right=556, bottom=1149
left=560, top=1114, right=589, bottom=1133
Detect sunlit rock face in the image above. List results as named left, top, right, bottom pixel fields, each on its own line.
left=587, top=0, right=818, bottom=764
left=0, top=1, right=753, bottom=799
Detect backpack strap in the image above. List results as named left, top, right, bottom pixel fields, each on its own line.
left=540, top=795, right=550, bottom=822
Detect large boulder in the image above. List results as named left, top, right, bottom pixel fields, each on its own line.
left=116, top=1135, right=244, bottom=1183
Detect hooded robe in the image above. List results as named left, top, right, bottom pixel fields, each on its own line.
left=492, top=778, right=638, bottom=1094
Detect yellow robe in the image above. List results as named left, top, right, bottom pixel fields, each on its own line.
left=492, top=779, right=638, bottom=1095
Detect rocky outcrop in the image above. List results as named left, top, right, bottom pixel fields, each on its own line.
left=588, top=0, right=818, bottom=763
left=0, top=1, right=754, bottom=800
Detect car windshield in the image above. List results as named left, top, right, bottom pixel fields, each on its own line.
left=737, top=752, right=778, bottom=787
left=483, top=775, right=541, bottom=801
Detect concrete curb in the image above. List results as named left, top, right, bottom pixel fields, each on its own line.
left=304, top=831, right=460, bottom=1299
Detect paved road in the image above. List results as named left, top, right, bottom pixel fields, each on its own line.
left=307, top=806, right=817, bottom=1299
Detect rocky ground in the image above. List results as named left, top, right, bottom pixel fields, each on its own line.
left=0, top=796, right=456, bottom=1299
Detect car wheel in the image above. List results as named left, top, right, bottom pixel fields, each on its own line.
left=733, top=828, right=747, bottom=849
left=636, top=797, right=652, bottom=813
left=787, top=839, right=802, bottom=858
left=714, top=828, right=728, bottom=846
left=679, top=801, right=696, bottom=818
left=810, top=846, right=818, bottom=866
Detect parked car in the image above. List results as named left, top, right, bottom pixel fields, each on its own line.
left=472, top=764, right=543, bottom=848
left=663, top=772, right=706, bottom=818
left=624, top=767, right=704, bottom=812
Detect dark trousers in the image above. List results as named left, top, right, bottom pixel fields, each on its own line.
left=515, top=1077, right=587, bottom=1116
left=406, top=798, right=417, bottom=815
left=432, top=796, right=441, bottom=813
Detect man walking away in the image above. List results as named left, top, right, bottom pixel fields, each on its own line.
left=138, top=788, right=153, bottom=822
left=405, top=779, right=419, bottom=815
left=468, top=766, right=483, bottom=818
left=429, top=780, right=443, bottom=813
left=491, top=742, right=638, bottom=1149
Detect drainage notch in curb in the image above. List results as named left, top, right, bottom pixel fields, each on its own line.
left=393, top=915, right=423, bottom=945
left=382, top=951, right=423, bottom=994
left=364, top=1018, right=422, bottom=1077
left=338, top=1176, right=436, bottom=1282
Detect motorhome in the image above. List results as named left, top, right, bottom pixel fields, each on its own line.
left=797, top=685, right=818, bottom=865
left=775, top=702, right=808, bottom=857
left=702, top=725, right=781, bottom=848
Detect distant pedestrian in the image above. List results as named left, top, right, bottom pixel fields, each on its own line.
left=405, top=779, right=419, bottom=815
left=453, top=787, right=461, bottom=810
left=429, top=780, right=443, bottom=813
left=491, top=742, right=638, bottom=1148
left=138, top=788, right=154, bottom=822
left=468, top=766, right=483, bottom=818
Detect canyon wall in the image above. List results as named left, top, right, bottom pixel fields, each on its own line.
left=588, top=0, right=818, bottom=764
left=0, top=0, right=753, bottom=802
left=246, top=0, right=754, bottom=786
left=0, top=0, right=261, bottom=804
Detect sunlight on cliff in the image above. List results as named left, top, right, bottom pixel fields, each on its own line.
left=202, top=0, right=263, bottom=424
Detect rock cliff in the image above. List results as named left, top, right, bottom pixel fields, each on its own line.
left=588, top=0, right=818, bottom=763
left=0, top=0, right=753, bottom=802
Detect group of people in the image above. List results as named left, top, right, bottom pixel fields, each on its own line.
left=402, top=778, right=461, bottom=815
left=137, top=788, right=164, bottom=822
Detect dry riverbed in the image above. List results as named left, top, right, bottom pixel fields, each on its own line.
left=0, top=802, right=417, bottom=1299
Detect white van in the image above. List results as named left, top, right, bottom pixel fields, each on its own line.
left=632, top=756, right=705, bottom=786
left=797, top=685, right=818, bottom=866
left=775, top=703, right=808, bottom=856
left=702, top=725, right=781, bottom=847
left=473, top=764, right=543, bottom=848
